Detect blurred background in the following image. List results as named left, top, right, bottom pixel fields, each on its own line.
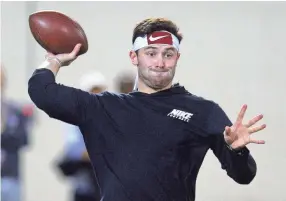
left=1, top=1, right=286, bottom=201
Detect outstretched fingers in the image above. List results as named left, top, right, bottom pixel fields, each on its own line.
left=236, top=104, right=247, bottom=124
left=249, top=138, right=266, bottom=144
left=245, top=114, right=264, bottom=128
left=249, top=124, right=267, bottom=134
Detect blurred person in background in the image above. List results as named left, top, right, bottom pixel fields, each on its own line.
left=56, top=71, right=107, bottom=201
left=114, top=70, right=135, bottom=94
left=1, top=64, right=34, bottom=201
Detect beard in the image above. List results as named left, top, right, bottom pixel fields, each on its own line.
left=138, top=66, right=176, bottom=90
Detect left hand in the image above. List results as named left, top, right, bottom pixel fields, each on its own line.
left=224, top=104, right=266, bottom=150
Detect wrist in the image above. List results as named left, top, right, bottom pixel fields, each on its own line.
left=46, top=57, right=62, bottom=67
left=37, top=58, right=61, bottom=70
left=225, top=142, right=248, bottom=156
left=37, top=58, right=61, bottom=77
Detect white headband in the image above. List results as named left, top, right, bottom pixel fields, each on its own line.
left=132, top=31, right=180, bottom=52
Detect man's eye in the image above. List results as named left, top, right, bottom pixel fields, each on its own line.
left=147, top=52, right=156, bottom=57
left=165, top=52, right=174, bottom=58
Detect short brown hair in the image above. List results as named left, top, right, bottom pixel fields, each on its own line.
left=132, top=18, right=183, bottom=44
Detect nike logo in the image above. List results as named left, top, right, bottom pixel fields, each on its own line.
left=149, top=35, right=169, bottom=42
left=167, top=109, right=193, bottom=122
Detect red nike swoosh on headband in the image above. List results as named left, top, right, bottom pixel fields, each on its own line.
left=147, top=31, right=173, bottom=45
left=149, top=35, right=169, bottom=41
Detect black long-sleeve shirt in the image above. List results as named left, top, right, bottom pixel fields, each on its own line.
left=28, top=69, right=257, bottom=201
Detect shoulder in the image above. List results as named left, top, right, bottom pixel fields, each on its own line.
left=180, top=90, right=231, bottom=135
left=186, top=91, right=231, bottom=134
left=181, top=89, right=228, bottom=120
left=96, top=91, right=134, bottom=101
left=182, top=90, right=218, bottom=111
left=89, top=91, right=134, bottom=111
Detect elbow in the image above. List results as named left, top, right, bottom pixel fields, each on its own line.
left=28, top=75, right=52, bottom=112
left=28, top=82, right=46, bottom=110
left=233, top=160, right=257, bottom=185
left=28, top=85, right=58, bottom=120
left=28, top=85, right=55, bottom=117
left=27, top=69, right=56, bottom=111
left=234, top=172, right=256, bottom=185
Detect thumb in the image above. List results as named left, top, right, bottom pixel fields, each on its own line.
left=224, top=126, right=232, bottom=136
left=69, top=43, right=82, bottom=58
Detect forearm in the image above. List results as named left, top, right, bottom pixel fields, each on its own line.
left=28, top=67, right=60, bottom=114
left=28, top=64, right=91, bottom=125
left=212, top=137, right=257, bottom=184
left=221, top=144, right=257, bottom=184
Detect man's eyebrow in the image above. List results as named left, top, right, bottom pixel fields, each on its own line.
left=164, top=47, right=177, bottom=52
left=143, top=46, right=158, bottom=51
left=143, top=46, right=177, bottom=52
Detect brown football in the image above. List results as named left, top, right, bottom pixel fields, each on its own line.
left=29, top=10, right=88, bottom=56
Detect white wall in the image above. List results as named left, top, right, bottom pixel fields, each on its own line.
left=1, top=1, right=286, bottom=201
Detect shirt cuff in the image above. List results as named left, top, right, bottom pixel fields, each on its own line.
left=225, top=141, right=249, bottom=156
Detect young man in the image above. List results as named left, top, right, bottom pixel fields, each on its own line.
left=28, top=18, right=266, bottom=201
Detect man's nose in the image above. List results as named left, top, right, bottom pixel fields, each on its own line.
left=155, top=55, right=165, bottom=68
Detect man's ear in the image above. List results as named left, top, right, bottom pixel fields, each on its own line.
left=129, top=50, right=138, bottom=66
left=177, top=52, right=181, bottom=60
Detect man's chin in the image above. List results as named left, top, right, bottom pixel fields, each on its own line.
left=149, top=80, right=172, bottom=90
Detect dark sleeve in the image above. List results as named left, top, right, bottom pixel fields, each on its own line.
left=28, top=68, right=100, bottom=126
left=206, top=103, right=257, bottom=184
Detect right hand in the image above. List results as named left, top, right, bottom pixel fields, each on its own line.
left=45, top=43, right=82, bottom=67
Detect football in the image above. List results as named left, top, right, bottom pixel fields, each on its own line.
left=29, top=10, right=88, bottom=56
